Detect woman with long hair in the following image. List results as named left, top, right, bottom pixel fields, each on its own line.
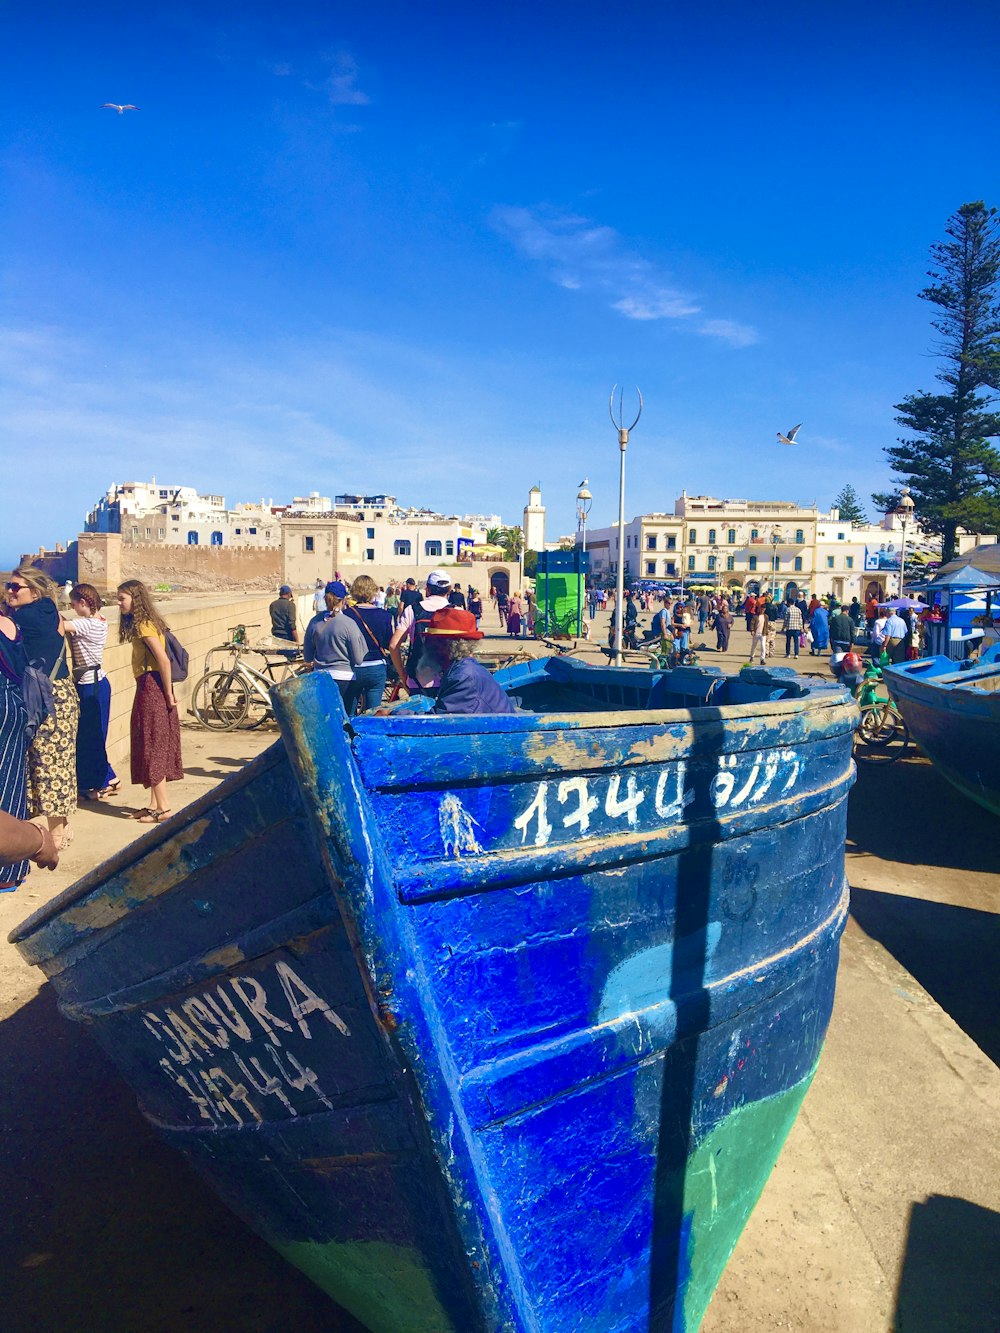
left=63, top=583, right=118, bottom=800
left=0, top=598, right=33, bottom=888
left=343, top=575, right=394, bottom=715
left=117, top=579, right=183, bottom=824
left=5, top=567, right=79, bottom=850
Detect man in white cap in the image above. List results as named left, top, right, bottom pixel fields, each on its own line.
left=388, top=569, right=452, bottom=694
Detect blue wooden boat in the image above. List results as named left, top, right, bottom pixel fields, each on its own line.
left=9, top=658, right=857, bottom=1331
left=885, top=654, right=1000, bottom=816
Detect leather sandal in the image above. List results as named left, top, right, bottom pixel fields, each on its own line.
left=136, top=809, right=171, bottom=824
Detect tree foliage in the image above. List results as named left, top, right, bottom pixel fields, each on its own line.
left=878, top=201, right=1000, bottom=561
left=502, top=526, right=524, bottom=561
left=832, top=483, right=868, bottom=526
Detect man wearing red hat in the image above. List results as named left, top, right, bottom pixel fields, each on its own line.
left=382, top=608, right=514, bottom=715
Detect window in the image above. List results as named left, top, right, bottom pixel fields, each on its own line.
left=845, top=556, right=854, bottom=569
left=749, top=556, right=757, bottom=571
left=708, top=555, right=717, bottom=571
left=131, top=525, right=139, bottom=538
left=646, top=561, right=656, bottom=575
left=837, top=532, right=845, bottom=540
left=626, top=535, right=631, bottom=549
left=345, top=538, right=352, bottom=551
left=708, top=528, right=716, bottom=544
left=726, top=556, right=735, bottom=571
left=187, top=531, right=199, bottom=545
left=647, top=535, right=657, bottom=550
left=366, top=548, right=375, bottom=562
left=727, top=528, right=736, bottom=544
left=687, top=555, right=695, bottom=571
left=235, top=528, right=242, bottom=535
left=366, top=527, right=375, bottom=539
left=145, top=527, right=151, bottom=537
left=157, top=528, right=165, bottom=538
left=827, top=556, right=835, bottom=569
left=159, top=490, right=168, bottom=499
left=394, top=539, right=411, bottom=557
left=446, top=540, right=454, bottom=555
left=425, top=540, right=442, bottom=558
left=171, top=514, right=179, bottom=521
left=666, top=535, right=676, bottom=550
left=795, top=528, right=804, bottom=544
left=304, top=536, right=314, bottom=553
left=211, top=531, right=223, bottom=546
left=249, top=527, right=257, bottom=535
left=665, top=561, right=676, bottom=575
left=689, top=528, right=697, bottom=543
left=794, top=556, right=802, bottom=572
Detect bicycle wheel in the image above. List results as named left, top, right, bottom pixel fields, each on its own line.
left=854, top=703, right=910, bottom=764
left=237, top=687, right=273, bottom=730
left=192, top=670, right=251, bottom=730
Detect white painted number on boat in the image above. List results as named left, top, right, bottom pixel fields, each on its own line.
left=141, top=961, right=349, bottom=1126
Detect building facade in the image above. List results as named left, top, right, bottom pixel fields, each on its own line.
left=581, top=492, right=943, bottom=601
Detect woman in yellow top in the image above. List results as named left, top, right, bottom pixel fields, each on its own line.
left=116, top=580, right=183, bottom=823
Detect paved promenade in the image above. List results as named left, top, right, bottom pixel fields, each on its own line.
left=0, top=620, right=997, bottom=1331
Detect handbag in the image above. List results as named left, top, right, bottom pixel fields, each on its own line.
left=23, top=639, right=66, bottom=744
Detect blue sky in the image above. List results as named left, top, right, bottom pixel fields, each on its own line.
left=4, top=1, right=1000, bottom=565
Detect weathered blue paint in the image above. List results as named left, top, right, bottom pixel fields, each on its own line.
left=10, top=659, right=857, bottom=1331
left=885, top=654, right=1000, bottom=816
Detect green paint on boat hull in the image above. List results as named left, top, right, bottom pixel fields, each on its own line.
left=677, top=1061, right=819, bottom=1330
left=928, top=758, right=1000, bottom=818
left=272, top=1236, right=455, bottom=1333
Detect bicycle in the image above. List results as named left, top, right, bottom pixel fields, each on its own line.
left=191, top=627, right=307, bottom=730
left=851, top=660, right=910, bottom=765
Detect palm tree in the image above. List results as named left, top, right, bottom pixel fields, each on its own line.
left=502, top=527, right=524, bottom=561
left=485, top=526, right=504, bottom=546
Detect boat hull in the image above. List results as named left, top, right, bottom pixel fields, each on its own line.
left=885, top=656, right=1000, bottom=816
left=10, top=660, right=857, bottom=1331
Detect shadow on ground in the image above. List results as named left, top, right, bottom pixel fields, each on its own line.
left=0, top=985, right=363, bottom=1333
left=849, top=888, right=1000, bottom=1067
left=848, top=758, right=998, bottom=874
left=894, top=1194, right=1000, bottom=1331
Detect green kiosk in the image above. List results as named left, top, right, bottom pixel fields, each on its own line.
left=534, top=548, right=591, bottom=637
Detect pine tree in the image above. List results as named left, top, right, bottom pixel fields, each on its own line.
left=874, top=201, right=1000, bottom=562
left=832, top=484, right=868, bottom=526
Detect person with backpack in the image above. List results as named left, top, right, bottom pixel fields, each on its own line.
left=342, top=575, right=395, bottom=714
left=388, top=570, right=452, bottom=695
left=117, top=579, right=183, bottom=825
left=6, top=568, right=78, bottom=852
left=0, top=602, right=33, bottom=889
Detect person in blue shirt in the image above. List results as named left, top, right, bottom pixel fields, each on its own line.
left=379, top=608, right=515, bottom=716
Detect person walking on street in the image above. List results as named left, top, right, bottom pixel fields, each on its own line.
left=63, top=583, right=118, bottom=801
left=810, top=602, right=830, bottom=655
left=117, top=579, right=183, bottom=825
left=388, top=570, right=452, bottom=695
left=749, top=604, right=769, bottom=665
left=782, top=598, right=804, bottom=658
left=829, top=607, right=854, bottom=653
left=714, top=601, right=732, bottom=652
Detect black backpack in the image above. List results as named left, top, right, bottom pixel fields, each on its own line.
left=164, top=629, right=189, bottom=682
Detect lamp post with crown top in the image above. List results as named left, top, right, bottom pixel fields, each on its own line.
left=576, top=480, right=593, bottom=553
left=897, top=486, right=915, bottom=595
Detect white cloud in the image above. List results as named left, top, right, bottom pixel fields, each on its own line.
left=324, top=52, right=370, bottom=106
left=492, top=204, right=755, bottom=344
left=699, top=318, right=759, bottom=348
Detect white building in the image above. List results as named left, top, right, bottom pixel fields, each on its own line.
left=523, top=486, right=546, bottom=553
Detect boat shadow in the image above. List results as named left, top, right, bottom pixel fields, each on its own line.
left=0, top=984, right=363, bottom=1333
left=848, top=757, right=998, bottom=874
left=849, top=887, right=1000, bottom=1067
left=893, top=1194, right=1000, bottom=1330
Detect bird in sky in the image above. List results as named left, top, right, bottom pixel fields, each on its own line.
left=101, top=103, right=139, bottom=114
left=777, top=423, right=802, bottom=445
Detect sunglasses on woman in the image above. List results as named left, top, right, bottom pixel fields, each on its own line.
left=4, top=582, right=28, bottom=593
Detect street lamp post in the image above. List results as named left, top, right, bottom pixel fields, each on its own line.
left=711, top=544, right=720, bottom=592
left=576, top=479, right=593, bottom=552
left=609, top=386, right=643, bottom=664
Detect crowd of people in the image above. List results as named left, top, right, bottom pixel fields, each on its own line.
left=0, top=571, right=185, bottom=891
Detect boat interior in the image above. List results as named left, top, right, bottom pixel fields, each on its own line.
left=889, top=656, right=1000, bottom=693
left=493, top=655, right=830, bottom=713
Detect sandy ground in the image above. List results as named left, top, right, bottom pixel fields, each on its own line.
left=0, top=617, right=997, bottom=1331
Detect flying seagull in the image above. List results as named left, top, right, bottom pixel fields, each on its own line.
left=101, top=103, right=140, bottom=114
left=777, top=423, right=802, bottom=445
